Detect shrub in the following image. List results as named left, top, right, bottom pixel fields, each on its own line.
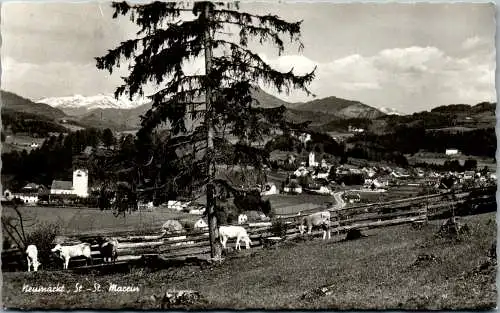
left=25, top=222, right=62, bottom=270
left=270, top=219, right=288, bottom=238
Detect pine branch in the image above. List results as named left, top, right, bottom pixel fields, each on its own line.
left=212, top=39, right=316, bottom=96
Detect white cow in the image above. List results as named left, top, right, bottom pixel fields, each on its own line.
left=219, top=225, right=251, bottom=250
left=298, top=211, right=332, bottom=240
left=26, top=244, right=40, bottom=272
left=51, top=243, right=92, bottom=269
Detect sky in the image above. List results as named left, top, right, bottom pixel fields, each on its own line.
left=1, top=2, right=496, bottom=114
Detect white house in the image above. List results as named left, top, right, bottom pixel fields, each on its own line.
left=446, top=149, right=459, bottom=155
left=261, top=183, right=279, bottom=196
left=14, top=193, right=39, bottom=205
left=3, top=189, right=13, bottom=201
left=167, top=200, right=191, bottom=211
left=284, top=185, right=303, bottom=194
left=299, top=133, right=312, bottom=145
left=308, top=152, right=318, bottom=167
left=294, top=166, right=309, bottom=177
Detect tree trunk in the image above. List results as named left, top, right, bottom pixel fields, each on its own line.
left=203, top=3, right=220, bottom=259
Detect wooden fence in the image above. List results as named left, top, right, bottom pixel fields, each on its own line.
left=2, top=186, right=495, bottom=271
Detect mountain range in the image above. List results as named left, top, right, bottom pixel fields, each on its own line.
left=29, top=89, right=388, bottom=130
left=37, top=94, right=150, bottom=116
left=1, top=91, right=67, bottom=120
left=1, top=88, right=494, bottom=135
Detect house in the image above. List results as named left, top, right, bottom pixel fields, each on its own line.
left=269, top=151, right=296, bottom=166
left=342, top=192, right=361, bottom=203
left=83, top=146, right=94, bottom=156
left=3, top=189, right=13, bottom=201
left=308, top=152, right=318, bottom=167
left=463, top=171, right=475, bottom=180
left=13, top=192, right=39, bottom=205
left=298, top=133, right=312, bottom=145
left=294, top=166, right=309, bottom=177
left=22, top=183, right=39, bottom=192
left=348, top=125, right=365, bottom=133
left=445, top=149, right=460, bottom=156
left=261, top=183, right=279, bottom=196
left=283, top=185, right=303, bottom=194
left=320, top=159, right=329, bottom=169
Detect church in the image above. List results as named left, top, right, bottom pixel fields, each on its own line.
left=50, top=168, right=89, bottom=198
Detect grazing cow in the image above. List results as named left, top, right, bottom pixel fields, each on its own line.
left=298, top=211, right=331, bottom=240
left=26, top=244, right=40, bottom=272
left=51, top=243, right=92, bottom=269
left=100, top=238, right=119, bottom=264
left=238, top=214, right=248, bottom=225
left=218, top=225, right=251, bottom=250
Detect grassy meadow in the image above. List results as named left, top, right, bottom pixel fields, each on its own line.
left=3, top=193, right=336, bottom=236
left=2, top=212, right=496, bottom=310
left=2, top=205, right=190, bottom=235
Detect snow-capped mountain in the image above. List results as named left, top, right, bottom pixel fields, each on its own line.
left=37, top=94, right=150, bottom=116
left=379, top=107, right=403, bottom=116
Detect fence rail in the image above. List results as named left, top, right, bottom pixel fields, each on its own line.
left=2, top=186, right=495, bottom=271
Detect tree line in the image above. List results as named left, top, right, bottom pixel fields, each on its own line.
left=349, top=126, right=496, bottom=158
left=2, top=128, right=122, bottom=190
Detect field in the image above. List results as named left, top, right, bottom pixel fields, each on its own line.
left=2, top=205, right=191, bottom=235
left=265, top=194, right=336, bottom=214
left=2, top=134, right=46, bottom=153
left=406, top=153, right=496, bottom=171
left=3, top=193, right=337, bottom=235
left=3, top=212, right=496, bottom=310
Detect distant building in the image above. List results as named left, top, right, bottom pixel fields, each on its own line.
left=3, top=189, right=13, bottom=201
left=299, top=133, right=312, bottom=146
left=50, top=168, right=89, bottom=198
left=445, top=149, right=460, bottom=156
left=308, top=152, right=318, bottom=167
left=50, top=180, right=74, bottom=195
left=73, top=168, right=89, bottom=198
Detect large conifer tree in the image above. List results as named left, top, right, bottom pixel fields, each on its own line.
left=96, top=1, right=316, bottom=258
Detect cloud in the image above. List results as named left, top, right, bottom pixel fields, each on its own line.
left=259, top=45, right=495, bottom=113
left=461, top=36, right=491, bottom=51
left=1, top=57, right=128, bottom=100
left=3, top=43, right=494, bottom=114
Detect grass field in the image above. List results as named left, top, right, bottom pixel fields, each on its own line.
left=406, top=153, right=496, bottom=171
left=3, top=212, right=496, bottom=310
left=2, top=205, right=191, bottom=235
left=265, top=194, right=335, bottom=215
left=3, top=193, right=336, bottom=236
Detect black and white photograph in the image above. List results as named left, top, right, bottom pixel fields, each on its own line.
left=0, top=1, right=497, bottom=310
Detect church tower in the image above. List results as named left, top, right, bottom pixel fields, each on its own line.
left=72, top=168, right=89, bottom=198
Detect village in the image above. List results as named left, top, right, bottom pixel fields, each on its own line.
left=2, top=129, right=496, bottom=213
left=1, top=1, right=497, bottom=310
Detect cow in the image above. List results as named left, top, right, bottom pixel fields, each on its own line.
left=298, top=211, right=332, bottom=240
left=51, top=243, right=92, bottom=269
left=99, top=238, right=119, bottom=264
left=26, top=244, right=40, bottom=272
left=218, top=225, right=251, bottom=250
